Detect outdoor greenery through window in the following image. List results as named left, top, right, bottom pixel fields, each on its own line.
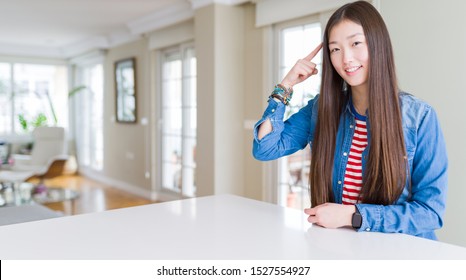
left=277, top=22, right=322, bottom=209
left=0, top=62, right=68, bottom=135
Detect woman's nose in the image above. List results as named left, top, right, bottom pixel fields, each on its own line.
left=342, top=49, right=353, bottom=64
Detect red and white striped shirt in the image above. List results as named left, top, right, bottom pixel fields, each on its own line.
left=342, top=118, right=368, bottom=205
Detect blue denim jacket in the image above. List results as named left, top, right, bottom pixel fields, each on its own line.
left=253, top=93, right=448, bottom=240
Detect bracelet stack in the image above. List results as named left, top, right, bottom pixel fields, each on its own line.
left=270, top=84, right=293, bottom=105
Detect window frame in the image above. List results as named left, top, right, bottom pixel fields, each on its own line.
left=0, top=60, right=68, bottom=140
left=157, top=42, right=197, bottom=200
left=272, top=14, right=325, bottom=209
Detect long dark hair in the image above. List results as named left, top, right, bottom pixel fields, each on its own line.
left=310, top=1, right=407, bottom=206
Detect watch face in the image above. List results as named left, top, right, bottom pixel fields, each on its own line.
left=352, top=213, right=362, bottom=228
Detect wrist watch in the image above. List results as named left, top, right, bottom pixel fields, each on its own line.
left=352, top=207, right=362, bottom=229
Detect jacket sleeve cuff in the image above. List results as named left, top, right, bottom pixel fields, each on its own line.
left=355, top=204, right=383, bottom=232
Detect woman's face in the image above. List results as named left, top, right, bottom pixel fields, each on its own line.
left=328, top=20, right=369, bottom=94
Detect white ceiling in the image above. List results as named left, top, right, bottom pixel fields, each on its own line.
left=0, top=0, right=249, bottom=59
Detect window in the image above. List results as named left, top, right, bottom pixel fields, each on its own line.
left=0, top=63, right=12, bottom=135
left=0, top=62, right=68, bottom=135
left=73, top=64, right=104, bottom=170
left=160, top=44, right=196, bottom=197
left=276, top=21, right=322, bottom=209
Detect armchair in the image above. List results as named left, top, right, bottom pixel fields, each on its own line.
left=0, top=127, right=67, bottom=185
left=27, top=155, right=69, bottom=186
left=11, top=126, right=66, bottom=173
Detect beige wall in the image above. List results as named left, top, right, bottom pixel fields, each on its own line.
left=103, top=39, right=152, bottom=191
left=243, top=3, right=265, bottom=200
left=379, top=0, right=466, bottom=247
left=193, top=5, right=216, bottom=197
left=195, top=3, right=247, bottom=197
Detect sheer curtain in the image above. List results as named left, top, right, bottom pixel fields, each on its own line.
left=71, top=56, right=104, bottom=171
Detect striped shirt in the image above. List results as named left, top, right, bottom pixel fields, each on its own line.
left=342, top=107, right=368, bottom=205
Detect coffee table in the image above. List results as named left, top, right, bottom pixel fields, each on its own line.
left=0, top=182, right=79, bottom=213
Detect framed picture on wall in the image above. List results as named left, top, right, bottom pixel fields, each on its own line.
left=115, top=57, right=137, bottom=123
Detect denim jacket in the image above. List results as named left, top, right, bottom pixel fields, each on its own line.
left=253, top=92, right=448, bottom=240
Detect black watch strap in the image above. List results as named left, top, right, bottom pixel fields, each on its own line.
left=352, top=207, right=362, bottom=229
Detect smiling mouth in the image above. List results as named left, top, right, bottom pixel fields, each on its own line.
left=345, top=66, right=362, bottom=73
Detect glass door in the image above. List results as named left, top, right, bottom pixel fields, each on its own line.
left=160, top=44, right=197, bottom=198
left=276, top=21, right=322, bottom=209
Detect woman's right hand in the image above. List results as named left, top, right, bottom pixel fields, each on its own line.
left=281, top=43, right=323, bottom=89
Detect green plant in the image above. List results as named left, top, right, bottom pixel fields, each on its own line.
left=17, top=113, right=48, bottom=132
left=68, top=85, right=87, bottom=98
left=31, top=113, right=48, bottom=128
left=18, top=114, right=28, bottom=131
left=16, top=85, right=88, bottom=132
left=43, top=91, right=57, bottom=125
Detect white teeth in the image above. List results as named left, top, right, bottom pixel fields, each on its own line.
left=346, top=66, right=361, bottom=73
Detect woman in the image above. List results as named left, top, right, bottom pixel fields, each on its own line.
left=253, top=1, right=447, bottom=240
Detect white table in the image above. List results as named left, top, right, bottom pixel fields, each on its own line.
left=0, top=194, right=465, bottom=259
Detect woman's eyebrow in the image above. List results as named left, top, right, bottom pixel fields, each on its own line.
left=329, top=32, right=364, bottom=45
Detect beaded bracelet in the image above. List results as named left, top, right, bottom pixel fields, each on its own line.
left=269, top=84, right=293, bottom=105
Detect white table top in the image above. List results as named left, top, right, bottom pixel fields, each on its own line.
left=0, top=194, right=465, bottom=259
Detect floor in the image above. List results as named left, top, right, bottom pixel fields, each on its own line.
left=30, top=174, right=155, bottom=216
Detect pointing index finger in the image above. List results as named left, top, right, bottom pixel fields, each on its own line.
left=304, top=43, right=323, bottom=61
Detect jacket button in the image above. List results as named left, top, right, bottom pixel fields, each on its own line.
left=271, top=109, right=275, bottom=113
left=365, top=228, right=371, bottom=231
left=343, top=152, right=348, bottom=156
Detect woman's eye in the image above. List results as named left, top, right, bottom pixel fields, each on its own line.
left=353, top=41, right=362, bottom=47
left=330, top=48, right=340, bottom=53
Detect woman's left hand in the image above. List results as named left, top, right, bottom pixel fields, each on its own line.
left=304, top=203, right=355, bottom=229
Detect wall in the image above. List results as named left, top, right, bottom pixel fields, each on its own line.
left=243, top=3, right=265, bottom=200
left=195, top=3, right=246, bottom=197
left=102, top=39, right=152, bottom=195
left=379, top=0, right=466, bottom=247
left=193, top=5, right=216, bottom=197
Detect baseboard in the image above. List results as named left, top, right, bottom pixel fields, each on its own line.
left=75, top=168, right=194, bottom=203
left=78, top=168, right=155, bottom=201
left=152, top=191, right=185, bottom=202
